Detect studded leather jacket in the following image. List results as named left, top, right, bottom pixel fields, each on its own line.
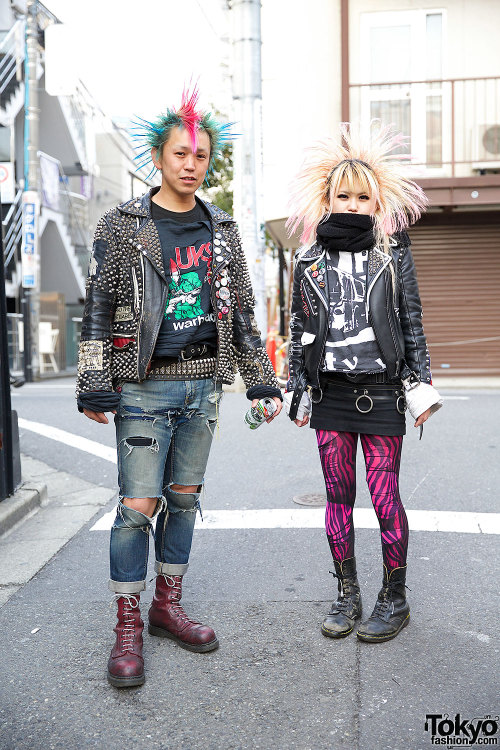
left=77, top=189, right=279, bottom=398
left=288, top=239, right=432, bottom=397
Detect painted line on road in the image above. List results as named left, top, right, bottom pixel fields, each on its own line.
left=18, top=418, right=117, bottom=463
left=90, top=507, right=500, bottom=535
left=20, top=417, right=499, bottom=536
left=13, top=383, right=77, bottom=389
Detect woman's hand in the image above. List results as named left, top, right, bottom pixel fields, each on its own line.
left=294, top=415, right=310, bottom=427
left=414, top=407, right=432, bottom=428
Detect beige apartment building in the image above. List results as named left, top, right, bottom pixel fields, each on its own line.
left=262, top=0, right=500, bottom=376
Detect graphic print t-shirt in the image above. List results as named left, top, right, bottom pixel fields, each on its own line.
left=151, top=201, right=217, bottom=357
left=321, top=249, right=386, bottom=373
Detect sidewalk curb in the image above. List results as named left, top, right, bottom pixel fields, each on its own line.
left=0, top=481, right=47, bottom=536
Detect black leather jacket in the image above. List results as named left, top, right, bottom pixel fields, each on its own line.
left=77, top=189, right=278, bottom=398
left=288, top=239, right=431, bottom=400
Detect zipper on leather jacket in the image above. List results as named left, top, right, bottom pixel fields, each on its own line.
left=384, top=272, right=403, bottom=374
left=301, top=280, right=318, bottom=316
left=135, top=254, right=145, bottom=378
left=131, top=266, right=140, bottom=315
left=312, top=315, right=329, bottom=393
left=210, top=258, right=229, bottom=378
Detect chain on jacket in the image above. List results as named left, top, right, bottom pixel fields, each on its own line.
left=287, top=240, right=432, bottom=395
left=77, top=189, right=279, bottom=397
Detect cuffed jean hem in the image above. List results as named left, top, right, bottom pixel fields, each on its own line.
left=108, top=579, right=147, bottom=594
left=154, top=560, right=189, bottom=576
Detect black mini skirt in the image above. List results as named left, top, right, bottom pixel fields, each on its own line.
left=310, top=372, right=406, bottom=436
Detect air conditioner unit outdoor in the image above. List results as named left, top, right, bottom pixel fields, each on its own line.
left=472, top=124, right=500, bottom=170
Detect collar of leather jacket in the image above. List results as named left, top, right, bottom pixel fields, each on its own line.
left=117, top=187, right=235, bottom=226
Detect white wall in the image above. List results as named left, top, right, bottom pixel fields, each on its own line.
left=349, top=0, right=500, bottom=80
left=261, top=0, right=342, bottom=223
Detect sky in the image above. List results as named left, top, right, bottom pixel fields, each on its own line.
left=44, top=0, right=232, bottom=124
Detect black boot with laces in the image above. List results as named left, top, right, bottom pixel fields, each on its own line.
left=321, top=557, right=362, bottom=639
left=356, top=564, right=410, bottom=643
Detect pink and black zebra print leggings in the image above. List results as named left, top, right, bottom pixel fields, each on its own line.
left=316, top=430, right=408, bottom=571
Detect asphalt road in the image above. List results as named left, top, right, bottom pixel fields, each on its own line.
left=0, top=379, right=499, bottom=750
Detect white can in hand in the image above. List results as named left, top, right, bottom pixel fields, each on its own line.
left=244, top=397, right=277, bottom=429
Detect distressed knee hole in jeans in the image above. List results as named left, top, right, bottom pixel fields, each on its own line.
left=121, top=436, right=159, bottom=458
left=167, top=484, right=203, bottom=519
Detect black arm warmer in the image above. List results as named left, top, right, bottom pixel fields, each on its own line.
left=246, top=384, right=283, bottom=402
left=77, top=391, right=121, bottom=413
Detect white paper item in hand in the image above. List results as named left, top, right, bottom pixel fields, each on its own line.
left=404, top=381, right=443, bottom=420
left=283, top=390, right=312, bottom=420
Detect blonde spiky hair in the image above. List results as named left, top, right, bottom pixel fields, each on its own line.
left=287, top=121, right=428, bottom=248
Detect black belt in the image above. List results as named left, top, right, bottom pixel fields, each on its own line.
left=151, top=343, right=216, bottom=368
left=321, top=371, right=391, bottom=385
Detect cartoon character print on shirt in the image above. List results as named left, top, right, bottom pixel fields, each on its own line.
left=165, top=259, right=203, bottom=320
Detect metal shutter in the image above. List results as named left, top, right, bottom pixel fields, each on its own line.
left=408, top=213, right=500, bottom=376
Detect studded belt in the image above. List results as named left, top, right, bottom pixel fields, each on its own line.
left=146, top=356, right=217, bottom=381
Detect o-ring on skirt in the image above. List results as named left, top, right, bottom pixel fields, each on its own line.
left=310, top=372, right=406, bottom=436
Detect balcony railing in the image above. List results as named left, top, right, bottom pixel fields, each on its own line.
left=349, top=76, right=500, bottom=178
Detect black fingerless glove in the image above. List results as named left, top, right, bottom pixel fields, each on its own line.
left=246, top=385, right=283, bottom=402
left=77, top=391, right=121, bottom=413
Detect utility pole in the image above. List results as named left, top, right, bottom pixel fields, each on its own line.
left=0, top=196, right=14, bottom=500
left=231, top=0, right=267, bottom=340
left=22, top=0, right=40, bottom=381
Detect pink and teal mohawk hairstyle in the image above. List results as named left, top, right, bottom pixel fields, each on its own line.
left=131, top=85, right=236, bottom=179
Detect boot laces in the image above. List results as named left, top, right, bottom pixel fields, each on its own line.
left=163, top=575, right=200, bottom=626
left=371, top=581, right=408, bottom=619
left=329, top=571, right=358, bottom=613
left=114, top=594, right=140, bottom=651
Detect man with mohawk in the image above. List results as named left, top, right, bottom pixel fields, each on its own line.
left=285, top=122, right=442, bottom=643
left=77, top=88, right=282, bottom=687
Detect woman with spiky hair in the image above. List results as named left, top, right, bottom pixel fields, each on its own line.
left=284, top=121, right=442, bottom=643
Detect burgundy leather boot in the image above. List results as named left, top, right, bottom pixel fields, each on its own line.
left=148, top=574, right=219, bottom=652
left=107, top=594, right=145, bottom=687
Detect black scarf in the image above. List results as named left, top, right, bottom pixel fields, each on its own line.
left=316, top=213, right=375, bottom=253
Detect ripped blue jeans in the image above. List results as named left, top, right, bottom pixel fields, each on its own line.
left=109, top=378, right=222, bottom=594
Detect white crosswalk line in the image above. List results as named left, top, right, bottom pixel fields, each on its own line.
left=20, top=417, right=499, bottom=536
left=90, top=507, right=500, bottom=534
left=18, top=418, right=117, bottom=463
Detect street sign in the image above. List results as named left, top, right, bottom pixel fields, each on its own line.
left=21, top=191, right=39, bottom=289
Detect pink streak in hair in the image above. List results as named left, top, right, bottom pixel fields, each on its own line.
left=176, top=85, right=202, bottom=152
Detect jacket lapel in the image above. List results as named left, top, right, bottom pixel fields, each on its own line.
left=132, top=218, right=166, bottom=281
left=302, top=247, right=328, bottom=311
left=117, top=190, right=236, bottom=283
left=366, top=247, right=392, bottom=313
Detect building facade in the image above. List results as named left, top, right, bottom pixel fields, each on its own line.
left=1, top=0, right=153, bottom=376
left=262, top=0, right=500, bottom=376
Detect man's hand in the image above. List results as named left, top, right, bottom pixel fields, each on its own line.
left=250, top=396, right=283, bottom=424
left=83, top=409, right=115, bottom=424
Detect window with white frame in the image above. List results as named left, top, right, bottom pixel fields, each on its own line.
left=359, top=9, right=447, bottom=170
